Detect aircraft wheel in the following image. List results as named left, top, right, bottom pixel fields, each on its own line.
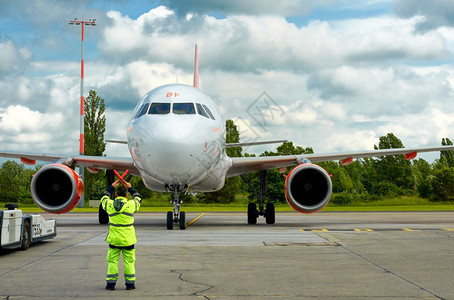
left=265, top=203, right=275, bottom=224
left=166, top=211, right=173, bottom=230
left=99, top=204, right=109, bottom=224
left=179, top=211, right=186, bottom=230
left=21, top=220, right=31, bottom=250
left=247, top=203, right=258, bottom=225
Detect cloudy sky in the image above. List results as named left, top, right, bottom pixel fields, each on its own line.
left=1, top=0, right=454, bottom=162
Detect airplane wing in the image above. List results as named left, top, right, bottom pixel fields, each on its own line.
left=226, top=145, right=454, bottom=177
left=226, top=140, right=287, bottom=148
left=0, top=150, right=139, bottom=175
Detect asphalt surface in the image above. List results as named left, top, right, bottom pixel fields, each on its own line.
left=1, top=211, right=454, bottom=299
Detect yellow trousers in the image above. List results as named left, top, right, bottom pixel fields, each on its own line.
left=106, top=246, right=136, bottom=284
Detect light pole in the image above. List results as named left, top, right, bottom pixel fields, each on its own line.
left=69, top=17, right=96, bottom=207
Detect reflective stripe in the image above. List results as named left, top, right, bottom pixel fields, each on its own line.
left=125, top=274, right=135, bottom=278
left=108, top=212, right=134, bottom=217
left=107, top=273, right=118, bottom=278
left=109, top=223, right=134, bottom=227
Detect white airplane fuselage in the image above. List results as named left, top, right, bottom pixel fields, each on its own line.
left=127, top=84, right=232, bottom=192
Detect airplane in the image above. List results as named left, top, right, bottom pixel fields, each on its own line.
left=1, top=44, right=454, bottom=230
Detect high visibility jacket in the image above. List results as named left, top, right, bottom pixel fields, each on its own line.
left=101, top=187, right=142, bottom=247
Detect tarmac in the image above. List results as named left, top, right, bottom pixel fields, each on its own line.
left=1, top=211, right=454, bottom=299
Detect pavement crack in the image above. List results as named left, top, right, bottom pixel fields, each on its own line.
left=171, top=269, right=214, bottom=299
left=341, top=245, right=445, bottom=300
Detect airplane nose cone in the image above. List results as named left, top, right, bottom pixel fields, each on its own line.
left=131, top=117, right=221, bottom=185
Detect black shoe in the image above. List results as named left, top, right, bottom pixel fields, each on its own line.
left=106, top=283, right=116, bottom=290
left=125, top=283, right=135, bottom=290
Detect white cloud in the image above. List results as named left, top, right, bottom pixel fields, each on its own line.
left=0, top=40, right=31, bottom=77
left=163, top=0, right=321, bottom=17
left=1, top=2, right=454, bottom=163
left=0, top=105, right=77, bottom=153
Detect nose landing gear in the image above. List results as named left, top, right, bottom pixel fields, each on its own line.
left=165, top=184, right=187, bottom=230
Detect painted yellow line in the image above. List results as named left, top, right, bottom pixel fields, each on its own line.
left=312, top=229, right=329, bottom=232
left=354, top=228, right=373, bottom=232
left=186, top=213, right=206, bottom=228
left=403, top=228, right=421, bottom=231
left=442, top=228, right=454, bottom=231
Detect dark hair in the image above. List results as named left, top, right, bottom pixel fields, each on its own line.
left=116, top=185, right=127, bottom=197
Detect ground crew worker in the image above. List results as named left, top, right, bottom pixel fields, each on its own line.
left=100, top=179, right=142, bottom=290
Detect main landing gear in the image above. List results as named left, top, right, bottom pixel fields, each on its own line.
left=165, top=184, right=187, bottom=230
left=241, top=170, right=275, bottom=225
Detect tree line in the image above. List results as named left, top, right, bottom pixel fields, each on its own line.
left=1, top=90, right=454, bottom=204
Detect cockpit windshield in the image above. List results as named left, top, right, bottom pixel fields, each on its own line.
left=173, top=103, right=196, bottom=115
left=196, top=103, right=210, bottom=119
left=135, top=103, right=150, bottom=119
left=149, top=103, right=171, bottom=115
left=135, top=101, right=215, bottom=119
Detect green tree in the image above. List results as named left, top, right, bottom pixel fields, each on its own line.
left=412, top=158, right=433, bottom=198
left=440, top=138, right=454, bottom=168
left=84, top=90, right=107, bottom=200
left=432, top=167, right=454, bottom=201
left=0, top=161, right=23, bottom=203
left=373, top=133, right=413, bottom=190
left=0, top=161, right=37, bottom=203
left=226, top=119, right=242, bottom=157
left=343, top=160, right=366, bottom=194
left=357, top=157, right=377, bottom=195
left=85, top=90, right=106, bottom=157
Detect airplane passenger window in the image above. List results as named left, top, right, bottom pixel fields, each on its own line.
left=149, top=103, right=171, bottom=114
left=173, top=103, right=196, bottom=115
left=135, top=103, right=150, bottom=119
left=202, top=104, right=215, bottom=120
left=196, top=103, right=210, bottom=118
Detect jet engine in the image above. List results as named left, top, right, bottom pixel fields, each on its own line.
left=31, top=164, right=84, bottom=214
left=285, top=164, right=332, bottom=213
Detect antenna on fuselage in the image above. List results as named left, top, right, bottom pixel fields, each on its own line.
left=193, top=44, right=199, bottom=88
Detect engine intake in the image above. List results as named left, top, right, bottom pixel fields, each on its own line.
left=285, top=164, right=332, bottom=213
left=31, top=164, right=84, bottom=214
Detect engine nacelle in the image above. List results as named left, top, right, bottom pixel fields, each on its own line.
left=31, top=164, right=84, bottom=214
left=285, top=164, right=332, bottom=214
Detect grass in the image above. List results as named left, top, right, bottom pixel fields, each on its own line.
left=2, top=195, right=454, bottom=213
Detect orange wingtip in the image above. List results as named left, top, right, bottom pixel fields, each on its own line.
left=20, top=157, right=36, bottom=165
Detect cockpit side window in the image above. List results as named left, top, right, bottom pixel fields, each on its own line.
left=202, top=104, right=215, bottom=120
left=135, top=103, right=150, bottom=119
left=173, top=103, right=196, bottom=115
left=149, top=103, right=171, bottom=115
left=196, top=103, right=210, bottom=119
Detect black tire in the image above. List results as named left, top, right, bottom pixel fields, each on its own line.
left=99, top=204, right=109, bottom=224
left=179, top=211, right=186, bottom=230
left=166, top=211, right=173, bottom=230
left=21, top=220, right=31, bottom=250
left=265, top=203, right=275, bottom=224
left=247, top=203, right=257, bottom=225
